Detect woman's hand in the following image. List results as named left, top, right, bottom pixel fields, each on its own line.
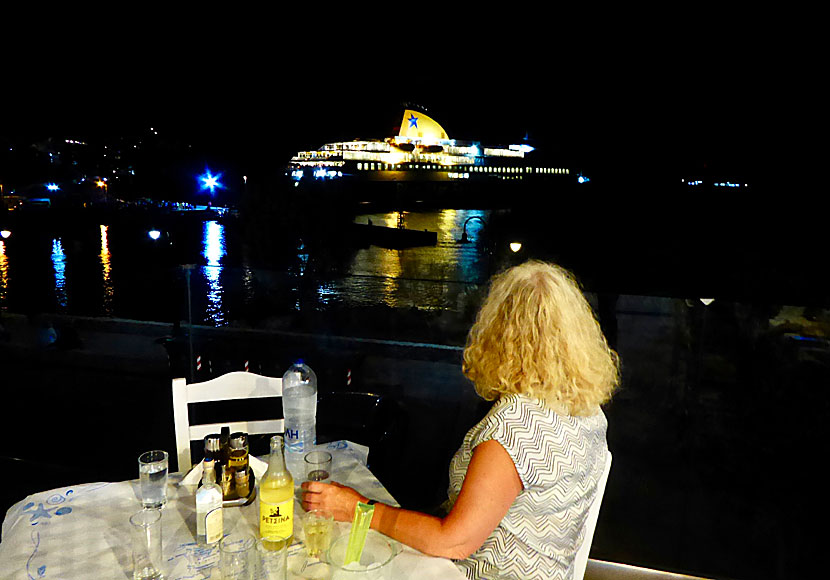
left=301, top=481, right=366, bottom=522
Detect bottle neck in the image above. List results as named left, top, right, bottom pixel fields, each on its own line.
left=267, top=436, right=288, bottom=475
left=202, top=464, right=216, bottom=485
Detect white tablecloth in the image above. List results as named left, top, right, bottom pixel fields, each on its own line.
left=0, top=440, right=465, bottom=580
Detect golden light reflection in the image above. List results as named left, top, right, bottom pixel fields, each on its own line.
left=438, top=209, right=459, bottom=237
left=378, top=249, right=403, bottom=307
left=99, top=225, right=114, bottom=315
left=0, top=241, right=9, bottom=308
left=380, top=212, right=399, bottom=228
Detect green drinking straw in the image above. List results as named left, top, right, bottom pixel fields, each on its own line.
left=344, top=502, right=375, bottom=565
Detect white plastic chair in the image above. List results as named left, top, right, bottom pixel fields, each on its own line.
left=172, top=371, right=283, bottom=472
left=573, top=450, right=612, bottom=580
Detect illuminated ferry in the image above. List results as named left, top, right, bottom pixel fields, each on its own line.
left=287, top=108, right=574, bottom=206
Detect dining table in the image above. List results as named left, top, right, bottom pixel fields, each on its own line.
left=0, top=440, right=466, bottom=579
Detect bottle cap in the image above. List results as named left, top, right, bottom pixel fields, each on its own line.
left=205, top=434, right=221, bottom=452
left=230, top=432, right=248, bottom=450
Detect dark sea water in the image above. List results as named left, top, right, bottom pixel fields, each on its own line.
left=0, top=208, right=493, bottom=327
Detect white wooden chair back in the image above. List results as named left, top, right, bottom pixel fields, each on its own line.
left=573, top=450, right=612, bottom=580
left=172, top=371, right=283, bottom=471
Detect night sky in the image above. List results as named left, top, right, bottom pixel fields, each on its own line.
left=2, top=27, right=818, bottom=197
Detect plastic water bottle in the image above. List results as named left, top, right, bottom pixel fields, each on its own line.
left=282, top=360, right=318, bottom=461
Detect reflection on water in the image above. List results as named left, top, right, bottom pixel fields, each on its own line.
left=99, top=225, right=114, bottom=316
left=51, top=238, right=67, bottom=309
left=343, top=209, right=490, bottom=310
left=241, top=265, right=254, bottom=308
left=294, top=239, right=309, bottom=311
left=378, top=248, right=403, bottom=308
left=0, top=241, right=8, bottom=309
left=201, top=220, right=226, bottom=325
left=0, top=209, right=494, bottom=325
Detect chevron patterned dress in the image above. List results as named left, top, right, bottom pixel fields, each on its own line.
left=448, top=394, right=608, bottom=580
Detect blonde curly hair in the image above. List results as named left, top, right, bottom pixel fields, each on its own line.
left=463, top=260, right=619, bottom=416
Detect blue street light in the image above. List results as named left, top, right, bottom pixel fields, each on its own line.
left=46, top=183, right=60, bottom=191
left=198, top=169, right=224, bottom=194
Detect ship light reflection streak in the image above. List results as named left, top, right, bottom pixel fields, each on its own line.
left=99, top=225, right=114, bottom=315
left=451, top=209, right=488, bottom=282
left=316, top=281, right=339, bottom=305
left=293, top=240, right=309, bottom=311
left=379, top=249, right=403, bottom=308
left=242, top=264, right=255, bottom=306
left=0, top=241, right=9, bottom=308
left=51, top=238, right=68, bottom=309
left=201, top=220, right=226, bottom=325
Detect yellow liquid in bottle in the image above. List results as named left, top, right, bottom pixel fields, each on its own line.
left=259, top=468, right=294, bottom=546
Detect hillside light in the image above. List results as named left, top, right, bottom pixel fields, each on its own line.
left=198, top=169, right=224, bottom=194
left=148, top=230, right=162, bottom=240
left=509, top=242, right=522, bottom=253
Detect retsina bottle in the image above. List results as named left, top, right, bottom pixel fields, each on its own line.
left=259, top=435, right=294, bottom=547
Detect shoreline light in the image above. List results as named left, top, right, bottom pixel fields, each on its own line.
left=198, top=169, right=224, bottom=194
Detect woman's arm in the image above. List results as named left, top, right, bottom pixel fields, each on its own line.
left=301, top=439, right=523, bottom=560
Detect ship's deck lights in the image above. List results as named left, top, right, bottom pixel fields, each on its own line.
left=313, top=168, right=342, bottom=179
left=509, top=144, right=535, bottom=153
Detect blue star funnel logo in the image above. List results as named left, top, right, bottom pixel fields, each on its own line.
left=408, top=113, right=419, bottom=128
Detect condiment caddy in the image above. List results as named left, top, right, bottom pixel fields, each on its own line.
left=199, top=426, right=257, bottom=507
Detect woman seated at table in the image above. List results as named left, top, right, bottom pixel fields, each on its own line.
left=302, top=260, right=620, bottom=580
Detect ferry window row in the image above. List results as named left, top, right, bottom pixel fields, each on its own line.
left=356, top=163, right=569, bottom=174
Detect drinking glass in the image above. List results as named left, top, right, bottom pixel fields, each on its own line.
left=257, top=535, right=289, bottom=580
left=130, top=508, right=163, bottom=580
left=220, top=532, right=256, bottom=579
left=138, top=450, right=169, bottom=508
left=303, top=509, right=334, bottom=559
left=304, top=451, right=332, bottom=483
